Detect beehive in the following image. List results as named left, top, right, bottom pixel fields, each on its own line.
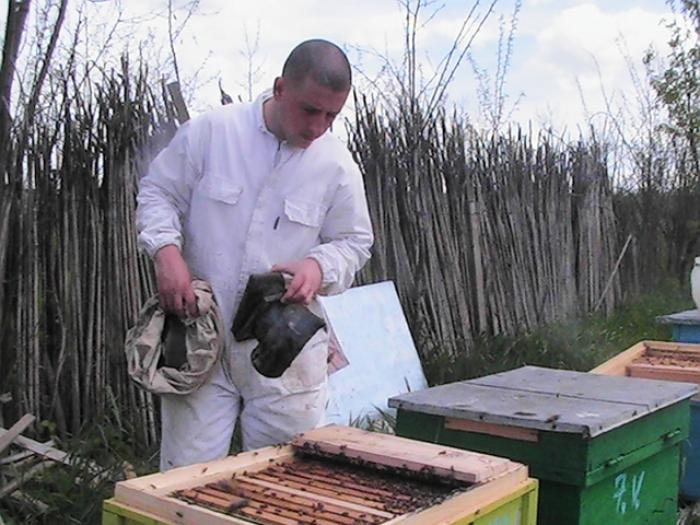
left=390, top=365, right=698, bottom=525
left=657, top=309, right=700, bottom=344
left=592, top=340, right=700, bottom=500
left=591, top=340, right=700, bottom=385
left=103, top=425, right=538, bottom=525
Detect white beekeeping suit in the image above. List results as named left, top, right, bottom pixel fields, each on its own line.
left=137, top=89, right=373, bottom=471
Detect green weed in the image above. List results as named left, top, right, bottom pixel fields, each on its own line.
left=421, top=281, right=692, bottom=386
left=0, top=412, right=158, bottom=525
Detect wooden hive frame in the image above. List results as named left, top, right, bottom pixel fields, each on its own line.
left=110, top=425, right=531, bottom=525
left=592, top=340, right=700, bottom=388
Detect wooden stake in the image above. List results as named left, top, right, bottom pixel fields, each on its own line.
left=0, top=414, right=35, bottom=455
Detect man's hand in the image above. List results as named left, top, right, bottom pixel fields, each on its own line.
left=154, top=245, right=198, bottom=318
left=272, top=258, right=323, bottom=305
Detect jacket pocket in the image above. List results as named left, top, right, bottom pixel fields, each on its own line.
left=283, top=198, right=325, bottom=227
left=198, top=176, right=243, bottom=205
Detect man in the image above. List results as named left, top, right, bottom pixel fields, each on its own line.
left=136, top=39, right=373, bottom=471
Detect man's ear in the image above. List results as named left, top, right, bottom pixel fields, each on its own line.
left=273, top=77, right=284, bottom=98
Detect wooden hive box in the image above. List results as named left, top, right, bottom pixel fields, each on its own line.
left=592, top=340, right=700, bottom=500
left=591, top=340, right=700, bottom=389
left=102, top=425, right=538, bottom=525
left=390, top=365, right=698, bottom=525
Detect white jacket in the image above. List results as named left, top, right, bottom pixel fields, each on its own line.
left=137, top=92, right=374, bottom=329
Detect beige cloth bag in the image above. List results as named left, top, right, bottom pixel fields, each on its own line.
left=125, top=279, right=224, bottom=395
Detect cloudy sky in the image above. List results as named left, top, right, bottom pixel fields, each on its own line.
left=2, top=0, right=684, bottom=134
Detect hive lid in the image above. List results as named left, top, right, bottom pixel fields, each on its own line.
left=389, top=366, right=698, bottom=437
left=656, top=309, right=700, bottom=326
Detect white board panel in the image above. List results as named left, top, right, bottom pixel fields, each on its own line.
left=319, top=281, right=428, bottom=425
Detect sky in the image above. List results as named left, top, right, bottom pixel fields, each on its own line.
left=0, top=0, right=685, bottom=134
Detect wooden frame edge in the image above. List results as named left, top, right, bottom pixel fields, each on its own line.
left=591, top=341, right=647, bottom=375
left=387, top=468, right=531, bottom=524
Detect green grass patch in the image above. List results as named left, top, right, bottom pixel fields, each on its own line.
left=0, top=411, right=159, bottom=525
left=422, top=281, right=693, bottom=386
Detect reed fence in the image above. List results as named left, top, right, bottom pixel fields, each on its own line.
left=0, top=73, right=692, bottom=448
left=0, top=60, right=174, bottom=445
left=349, top=96, right=620, bottom=367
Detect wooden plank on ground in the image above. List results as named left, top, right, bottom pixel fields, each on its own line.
left=291, top=424, right=516, bottom=483
left=1, top=449, right=37, bottom=465
left=9, top=490, right=49, bottom=514
left=0, top=414, right=35, bottom=455
left=0, top=441, right=54, bottom=466
left=0, top=429, right=70, bottom=466
left=0, top=460, right=56, bottom=499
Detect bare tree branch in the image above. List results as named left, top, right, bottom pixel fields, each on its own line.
left=21, top=0, right=68, bottom=132
left=237, top=20, right=265, bottom=102
left=167, top=0, right=181, bottom=85
left=0, top=0, right=32, bottom=165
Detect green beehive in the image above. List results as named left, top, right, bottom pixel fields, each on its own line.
left=389, top=366, right=698, bottom=525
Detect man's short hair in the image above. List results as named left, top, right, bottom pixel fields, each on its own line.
left=282, top=39, right=352, bottom=92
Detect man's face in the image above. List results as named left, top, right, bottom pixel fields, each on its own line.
left=274, top=75, right=349, bottom=149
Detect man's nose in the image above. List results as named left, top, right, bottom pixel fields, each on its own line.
left=309, top=114, right=330, bottom=137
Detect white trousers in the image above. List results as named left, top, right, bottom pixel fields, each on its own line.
left=159, top=329, right=328, bottom=471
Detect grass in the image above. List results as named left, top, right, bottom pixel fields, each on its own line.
left=0, top=412, right=159, bottom=525
left=0, top=281, right=696, bottom=524
left=421, top=280, right=693, bottom=386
